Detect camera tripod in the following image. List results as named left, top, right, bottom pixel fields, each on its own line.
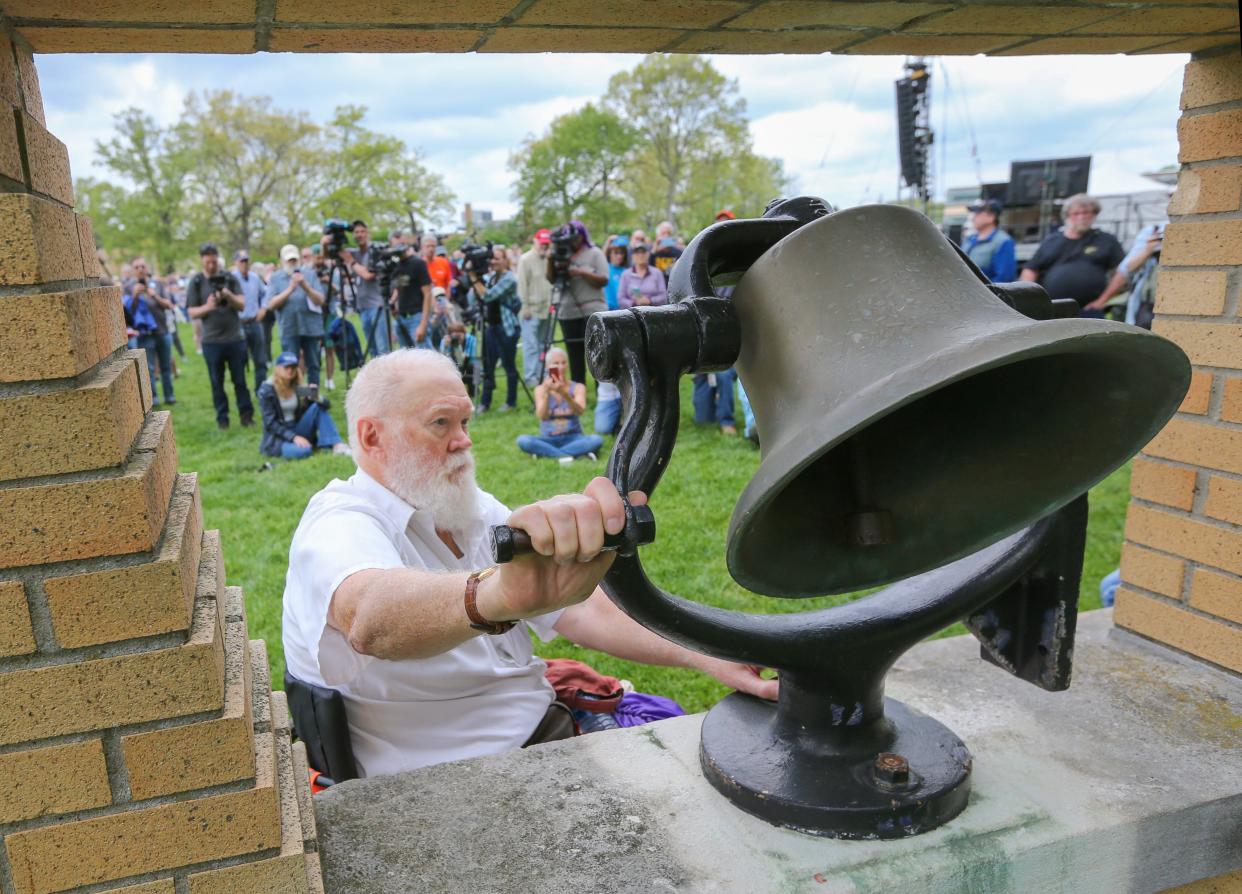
left=323, top=252, right=360, bottom=390
left=531, top=277, right=567, bottom=387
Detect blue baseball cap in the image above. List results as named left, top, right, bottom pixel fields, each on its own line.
left=968, top=198, right=1003, bottom=216
left=275, top=352, right=299, bottom=367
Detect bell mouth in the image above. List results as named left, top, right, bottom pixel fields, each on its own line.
left=726, top=319, right=1189, bottom=597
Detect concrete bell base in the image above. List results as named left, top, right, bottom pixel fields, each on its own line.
left=314, top=610, right=1242, bottom=893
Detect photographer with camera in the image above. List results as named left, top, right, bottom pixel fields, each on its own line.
left=391, top=237, right=433, bottom=349
left=545, top=221, right=607, bottom=386
left=186, top=243, right=254, bottom=430
left=326, top=219, right=390, bottom=358
left=516, top=347, right=603, bottom=464
left=268, top=244, right=328, bottom=386
left=124, top=257, right=176, bottom=406
left=258, top=352, right=350, bottom=460
left=468, top=244, right=522, bottom=413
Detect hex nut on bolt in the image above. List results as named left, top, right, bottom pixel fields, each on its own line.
left=873, top=752, right=910, bottom=785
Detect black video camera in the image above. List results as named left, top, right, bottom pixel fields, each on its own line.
left=549, top=225, right=575, bottom=284
left=461, top=241, right=494, bottom=279
left=323, top=218, right=351, bottom=260
left=207, top=273, right=230, bottom=293
left=367, top=242, right=406, bottom=293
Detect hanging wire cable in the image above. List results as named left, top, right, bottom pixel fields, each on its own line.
left=817, top=62, right=863, bottom=170
left=940, top=62, right=983, bottom=186
left=1083, top=63, right=1181, bottom=155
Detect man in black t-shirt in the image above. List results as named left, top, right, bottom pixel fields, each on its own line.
left=186, top=243, right=254, bottom=430
left=1021, top=194, right=1125, bottom=316
left=391, top=242, right=433, bottom=349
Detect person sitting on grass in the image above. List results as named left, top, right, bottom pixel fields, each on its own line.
left=259, top=352, right=351, bottom=460
left=517, top=347, right=603, bottom=463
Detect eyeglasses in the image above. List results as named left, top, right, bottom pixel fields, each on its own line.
left=1067, top=209, right=1097, bottom=218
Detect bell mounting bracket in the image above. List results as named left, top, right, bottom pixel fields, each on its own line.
left=583, top=197, right=1087, bottom=839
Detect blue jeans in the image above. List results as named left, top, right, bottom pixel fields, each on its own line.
left=201, top=340, right=252, bottom=425
left=520, top=316, right=552, bottom=384
left=395, top=313, right=434, bottom=349
left=138, top=332, right=175, bottom=404
left=359, top=306, right=391, bottom=357
left=243, top=320, right=269, bottom=389
left=692, top=368, right=736, bottom=427
left=594, top=398, right=621, bottom=435
left=280, top=403, right=343, bottom=459
left=281, top=333, right=322, bottom=386
left=737, top=380, right=756, bottom=439
left=482, top=323, right=519, bottom=410
left=517, top=432, right=604, bottom=459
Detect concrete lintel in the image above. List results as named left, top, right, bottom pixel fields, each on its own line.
left=314, top=610, right=1242, bottom=893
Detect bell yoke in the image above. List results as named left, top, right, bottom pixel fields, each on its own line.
left=492, top=196, right=1190, bottom=839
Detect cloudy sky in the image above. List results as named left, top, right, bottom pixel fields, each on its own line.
left=38, top=50, right=1188, bottom=226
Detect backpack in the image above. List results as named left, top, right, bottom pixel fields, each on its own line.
left=327, top=316, right=363, bottom=371
left=124, top=292, right=158, bottom=334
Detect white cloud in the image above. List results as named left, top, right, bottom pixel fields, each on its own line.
left=48, top=57, right=186, bottom=189
left=38, top=49, right=1191, bottom=225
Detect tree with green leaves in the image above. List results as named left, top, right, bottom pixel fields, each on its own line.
left=91, top=107, right=193, bottom=271
left=606, top=55, right=787, bottom=235
left=509, top=103, right=638, bottom=236
left=315, top=105, right=456, bottom=241
left=176, top=90, right=319, bottom=254
left=83, top=93, right=457, bottom=265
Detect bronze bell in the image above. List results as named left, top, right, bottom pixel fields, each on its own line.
left=728, top=204, right=1189, bottom=597
left=490, top=196, right=1192, bottom=839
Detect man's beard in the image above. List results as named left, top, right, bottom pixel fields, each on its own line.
left=386, top=441, right=480, bottom=536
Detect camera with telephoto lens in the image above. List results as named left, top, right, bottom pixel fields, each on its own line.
left=549, top=224, right=575, bottom=286
left=461, top=241, right=494, bottom=279
left=322, top=218, right=351, bottom=259
left=366, top=242, right=407, bottom=295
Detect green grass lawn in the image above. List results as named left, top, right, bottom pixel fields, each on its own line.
left=165, top=320, right=1129, bottom=714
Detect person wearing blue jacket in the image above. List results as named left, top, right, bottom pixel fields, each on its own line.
left=962, top=199, right=1016, bottom=283
left=258, top=352, right=350, bottom=460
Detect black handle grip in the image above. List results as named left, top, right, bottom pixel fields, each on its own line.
left=490, top=504, right=657, bottom=563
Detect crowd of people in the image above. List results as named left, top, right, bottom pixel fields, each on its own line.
left=115, top=193, right=1159, bottom=469
left=115, top=212, right=745, bottom=466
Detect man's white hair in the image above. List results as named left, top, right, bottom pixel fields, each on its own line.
left=345, top=349, right=461, bottom=460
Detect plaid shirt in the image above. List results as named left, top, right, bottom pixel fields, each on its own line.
left=482, top=270, right=521, bottom=338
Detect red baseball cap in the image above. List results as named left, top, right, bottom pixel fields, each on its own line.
left=715, top=209, right=736, bottom=221
left=534, top=228, right=552, bottom=244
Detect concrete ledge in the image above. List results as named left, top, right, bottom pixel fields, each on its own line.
left=314, top=610, right=1241, bottom=893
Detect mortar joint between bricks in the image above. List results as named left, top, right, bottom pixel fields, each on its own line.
left=22, top=576, right=59, bottom=655
left=1179, top=97, right=1242, bottom=118
left=1224, top=269, right=1242, bottom=317
left=101, top=728, right=133, bottom=804
left=0, top=828, right=17, bottom=894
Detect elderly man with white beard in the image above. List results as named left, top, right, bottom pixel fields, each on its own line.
left=281, top=349, right=776, bottom=778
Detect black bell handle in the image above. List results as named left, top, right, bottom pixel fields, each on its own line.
left=489, top=504, right=656, bottom=564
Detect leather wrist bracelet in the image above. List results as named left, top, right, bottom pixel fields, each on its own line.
left=465, top=566, right=515, bottom=635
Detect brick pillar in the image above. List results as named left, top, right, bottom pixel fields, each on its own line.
left=0, top=30, right=322, bottom=894
left=1115, top=50, right=1242, bottom=675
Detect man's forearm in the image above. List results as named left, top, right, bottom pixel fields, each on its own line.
left=331, top=566, right=490, bottom=660
left=554, top=590, right=700, bottom=670
left=1092, top=270, right=1128, bottom=306
left=554, top=590, right=779, bottom=701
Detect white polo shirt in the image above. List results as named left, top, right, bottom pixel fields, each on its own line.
left=281, top=469, right=562, bottom=778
